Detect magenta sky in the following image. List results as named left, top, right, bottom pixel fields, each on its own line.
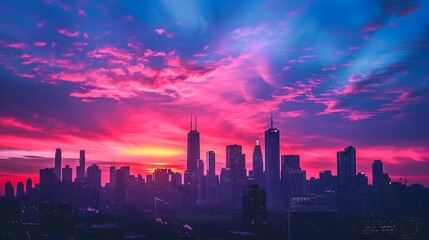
left=1, top=0, right=429, bottom=192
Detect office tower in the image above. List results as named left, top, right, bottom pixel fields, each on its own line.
left=197, top=159, right=206, bottom=201
left=186, top=115, right=200, bottom=181
left=62, top=165, right=72, bottom=183
left=115, top=166, right=130, bottom=206
left=337, top=146, right=356, bottom=185
left=26, top=178, right=32, bottom=193
left=243, top=184, right=267, bottom=234
left=40, top=168, right=56, bottom=202
left=319, top=170, right=333, bottom=192
left=76, top=150, right=86, bottom=183
left=16, top=182, right=24, bottom=199
left=4, top=181, right=14, bottom=199
left=252, top=139, right=264, bottom=187
left=372, top=159, right=384, bottom=187
left=220, top=168, right=234, bottom=207
left=281, top=155, right=300, bottom=171
left=265, top=112, right=280, bottom=199
left=206, top=151, right=215, bottom=176
left=226, top=144, right=246, bottom=180
left=110, top=166, right=117, bottom=187
left=87, top=164, right=101, bottom=189
left=54, top=148, right=62, bottom=181
left=356, top=172, right=368, bottom=187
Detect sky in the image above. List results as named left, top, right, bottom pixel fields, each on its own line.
left=1, top=0, right=429, bottom=192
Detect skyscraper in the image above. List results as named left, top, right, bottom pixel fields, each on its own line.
left=226, top=144, right=246, bottom=180
left=110, top=165, right=117, bottom=187
left=372, top=159, right=382, bottom=186
left=76, top=150, right=86, bottom=183
left=4, top=181, right=14, bottom=199
left=16, top=182, right=25, bottom=199
left=264, top=112, right=280, bottom=199
left=252, top=139, right=264, bottom=187
left=87, top=164, right=101, bottom=189
left=54, top=148, right=62, bottom=181
left=186, top=115, right=200, bottom=182
left=62, top=165, right=72, bottom=183
left=337, top=146, right=356, bottom=185
left=206, top=151, right=215, bottom=176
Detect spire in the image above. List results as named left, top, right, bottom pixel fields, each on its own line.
left=256, top=139, right=259, bottom=146
left=190, top=114, right=193, bottom=131
left=270, top=110, right=273, bottom=129
left=195, top=113, right=197, bottom=131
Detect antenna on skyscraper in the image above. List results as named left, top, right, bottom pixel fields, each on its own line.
left=195, top=113, right=197, bottom=131
left=190, top=114, right=193, bottom=131
left=270, top=110, right=273, bottom=128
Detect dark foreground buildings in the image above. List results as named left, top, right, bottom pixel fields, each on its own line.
left=1, top=114, right=429, bottom=239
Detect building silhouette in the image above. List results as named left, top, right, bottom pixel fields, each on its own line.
left=252, top=139, right=264, bottom=187
left=54, top=148, right=62, bottom=181
left=186, top=115, right=200, bottom=184
left=62, top=165, right=72, bottom=184
left=337, top=146, right=356, bottom=186
left=265, top=112, right=280, bottom=200
left=76, top=150, right=86, bottom=183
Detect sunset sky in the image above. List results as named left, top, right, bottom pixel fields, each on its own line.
left=1, top=0, right=429, bottom=192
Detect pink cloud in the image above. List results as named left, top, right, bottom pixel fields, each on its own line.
left=34, top=41, right=47, bottom=47
left=58, top=28, right=80, bottom=37
left=78, top=9, right=87, bottom=16
left=154, top=28, right=165, bottom=35
left=5, top=42, right=27, bottom=49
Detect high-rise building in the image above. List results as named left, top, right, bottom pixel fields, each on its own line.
left=372, top=159, right=383, bottom=187
left=206, top=151, right=215, bottom=176
left=62, top=165, right=72, bottom=183
left=76, top=150, right=86, bottom=183
left=252, top=139, right=264, bottom=187
left=110, top=166, right=117, bottom=187
left=243, top=184, right=267, bottom=234
left=281, top=155, right=300, bottom=171
left=226, top=144, right=246, bottom=181
left=115, top=166, right=130, bottom=207
left=265, top=112, right=280, bottom=199
left=26, top=178, right=32, bottom=194
left=319, top=170, right=333, bottom=192
left=54, top=148, right=62, bottom=181
left=87, top=164, right=101, bottom=189
left=16, top=182, right=25, bottom=199
left=186, top=115, right=200, bottom=183
left=40, top=168, right=56, bottom=202
left=337, top=146, right=356, bottom=185
left=4, top=181, right=14, bottom=199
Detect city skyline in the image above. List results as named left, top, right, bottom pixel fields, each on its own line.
left=2, top=0, right=429, bottom=193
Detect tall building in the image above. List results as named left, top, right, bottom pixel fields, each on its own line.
left=226, top=144, right=246, bottom=181
left=265, top=112, right=280, bottom=199
left=76, top=150, right=86, bottom=183
left=319, top=170, right=333, bottom=192
left=4, top=181, right=14, bottom=199
left=87, top=164, right=101, bottom=189
left=16, top=182, right=25, bottom=199
left=62, top=165, right=72, bottom=183
left=54, top=148, right=62, bottom=181
left=252, top=139, right=264, bottom=187
left=372, top=159, right=383, bottom=187
left=206, top=151, right=215, bottom=176
left=281, top=155, right=300, bottom=171
left=40, top=168, right=56, bottom=202
left=26, top=178, right=32, bottom=194
left=243, top=184, right=267, bottom=234
left=186, top=115, right=200, bottom=183
left=337, top=146, right=356, bottom=185
left=110, top=166, right=117, bottom=187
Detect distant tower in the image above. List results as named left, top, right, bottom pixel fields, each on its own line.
left=62, top=165, right=72, bottom=183
left=186, top=114, right=200, bottom=183
left=252, top=139, right=264, bottom=187
left=337, top=146, right=356, bottom=185
left=264, top=112, right=280, bottom=199
left=4, top=181, right=14, bottom=199
left=206, top=151, right=215, bottom=176
left=54, top=148, right=62, bottom=181
left=372, top=159, right=383, bottom=187
left=76, top=150, right=86, bottom=183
